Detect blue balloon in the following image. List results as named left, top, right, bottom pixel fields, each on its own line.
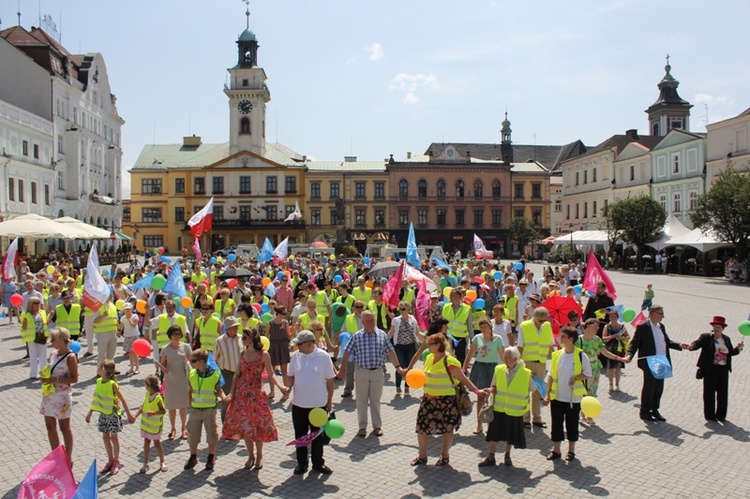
left=473, top=298, right=485, bottom=310
left=227, top=253, right=236, bottom=263
left=363, top=257, right=371, bottom=266
left=160, top=255, right=171, bottom=263
left=338, top=332, right=352, bottom=358
left=514, top=262, right=523, bottom=271
left=573, top=285, right=582, bottom=294
left=261, top=303, right=269, bottom=313
left=494, top=271, right=502, bottom=280
left=210, top=257, right=217, bottom=264
left=69, top=341, right=82, bottom=354
left=333, top=275, right=343, bottom=283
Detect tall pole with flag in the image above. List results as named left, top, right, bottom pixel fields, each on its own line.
left=406, top=222, right=421, bottom=269
left=188, top=197, right=214, bottom=255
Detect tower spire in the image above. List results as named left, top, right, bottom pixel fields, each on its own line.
left=245, top=0, right=250, bottom=30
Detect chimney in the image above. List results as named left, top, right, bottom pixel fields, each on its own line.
left=406, top=151, right=412, bottom=159
left=183, top=135, right=202, bottom=147
left=344, top=156, right=357, bottom=162
left=302, top=155, right=307, bottom=162
left=625, top=129, right=639, bottom=141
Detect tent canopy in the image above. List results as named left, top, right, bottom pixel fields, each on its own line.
left=663, top=228, right=733, bottom=252
left=54, top=217, right=112, bottom=239
left=0, top=214, right=89, bottom=239
left=646, top=214, right=692, bottom=251
left=553, top=230, right=611, bottom=252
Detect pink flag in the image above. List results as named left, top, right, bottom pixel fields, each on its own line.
left=382, top=261, right=405, bottom=311
left=286, top=429, right=323, bottom=447
left=582, top=251, right=617, bottom=300
left=631, top=311, right=647, bottom=328
left=192, top=237, right=202, bottom=261
left=415, top=280, right=431, bottom=330
left=18, top=446, right=77, bottom=499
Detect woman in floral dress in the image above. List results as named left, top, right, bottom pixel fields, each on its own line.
left=222, top=328, right=288, bottom=470
left=578, top=318, right=622, bottom=425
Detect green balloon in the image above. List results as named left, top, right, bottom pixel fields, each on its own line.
left=152, top=274, right=167, bottom=290
left=738, top=320, right=750, bottom=336
left=421, top=349, right=430, bottom=362
left=622, top=308, right=636, bottom=323
left=324, top=419, right=345, bottom=439
left=261, top=312, right=274, bottom=325
left=212, top=312, right=221, bottom=320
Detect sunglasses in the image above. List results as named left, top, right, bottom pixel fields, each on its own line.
left=313, top=328, right=324, bottom=332
left=399, top=308, right=407, bottom=311
left=201, top=307, right=210, bottom=311
left=354, top=305, right=364, bottom=309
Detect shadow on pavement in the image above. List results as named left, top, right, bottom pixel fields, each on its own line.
left=549, top=459, right=609, bottom=495
left=410, top=464, right=489, bottom=496
left=633, top=421, right=699, bottom=446
left=478, top=465, right=555, bottom=495
left=700, top=420, right=750, bottom=442
left=265, top=472, right=340, bottom=498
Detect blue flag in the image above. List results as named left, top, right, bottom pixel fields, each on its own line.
left=432, top=256, right=451, bottom=270
left=406, top=222, right=421, bottom=269
left=131, top=271, right=155, bottom=290
left=72, top=459, right=98, bottom=498
left=206, top=351, right=225, bottom=387
left=533, top=376, right=547, bottom=398
left=258, top=237, right=274, bottom=263
left=163, top=262, right=187, bottom=298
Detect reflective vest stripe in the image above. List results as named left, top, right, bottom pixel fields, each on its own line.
left=93, top=303, right=118, bottom=334
left=520, top=320, right=553, bottom=362
left=442, top=303, right=471, bottom=338
left=199, top=316, right=221, bottom=351
left=549, top=348, right=587, bottom=400
left=189, top=370, right=220, bottom=408
left=492, top=364, right=532, bottom=416
left=91, top=379, right=118, bottom=415
left=423, top=354, right=458, bottom=396
left=157, top=314, right=187, bottom=348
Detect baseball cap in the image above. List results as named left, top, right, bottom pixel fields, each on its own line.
left=292, top=330, right=315, bottom=344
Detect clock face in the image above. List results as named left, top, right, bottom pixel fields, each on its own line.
left=238, top=99, right=253, bottom=114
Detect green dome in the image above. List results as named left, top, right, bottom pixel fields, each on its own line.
left=238, top=28, right=257, bottom=42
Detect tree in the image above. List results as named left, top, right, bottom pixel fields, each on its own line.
left=509, top=217, right=539, bottom=258
left=601, top=202, right=623, bottom=255
left=690, top=167, right=750, bottom=262
left=608, top=195, right=666, bottom=270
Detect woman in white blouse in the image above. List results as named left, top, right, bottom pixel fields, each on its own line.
left=387, top=301, right=423, bottom=395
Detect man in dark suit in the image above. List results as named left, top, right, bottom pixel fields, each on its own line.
left=623, top=305, right=685, bottom=421
left=686, top=316, right=744, bottom=422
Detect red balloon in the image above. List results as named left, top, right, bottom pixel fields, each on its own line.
left=132, top=338, right=152, bottom=358
left=252, top=303, right=262, bottom=315
left=10, top=293, right=23, bottom=307
left=158, top=247, right=165, bottom=254
left=474, top=276, right=485, bottom=284
left=227, top=278, right=238, bottom=290
left=202, top=280, right=210, bottom=287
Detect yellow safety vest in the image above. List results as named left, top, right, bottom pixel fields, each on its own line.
left=367, top=301, right=389, bottom=328
left=337, top=294, right=356, bottom=310
left=91, top=378, right=119, bottom=415
left=423, top=354, right=460, bottom=396
left=313, top=293, right=329, bottom=318
left=299, top=312, right=316, bottom=331
left=493, top=364, right=532, bottom=416
left=442, top=303, right=471, bottom=339
left=520, top=320, right=553, bottom=362
left=157, top=313, right=187, bottom=348
left=196, top=315, right=221, bottom=351
left=353, top=287, right=371, bottom=303
left=21, top=310, right=49, bottom=343
left=191, top=271, right=208, bottom=286
left=55, top=303, right=81, bottom=336
left=505, top=295, right=518, bottom=323
left=250, top=295, right=269, bottom=305
left=402, top=287, right=415, bottom=304
left=189, top=369, right=221, bottom=408
left=344, top=314, right=361, bottom=333
left=140, top=392, right=164, bottom=435
left=549, top=348, right=587, bottom=401
left=472, top=309, right=486, bottom=331
left=93, top=303, right=118, bottom=334
left=215, top=298, right=235, bottom=318
left=241, top=316, right=260, bottom=331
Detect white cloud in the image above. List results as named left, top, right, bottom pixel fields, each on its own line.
left=403, top=92, right=419, bottom=105
left=389, top=72, right=439, bottom=104
left=365, top=42, right=384, bottom=61
left=693, top=93, right=732, bottom=106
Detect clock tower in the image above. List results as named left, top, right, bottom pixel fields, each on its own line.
left=225, top=4, right=270, bottom=156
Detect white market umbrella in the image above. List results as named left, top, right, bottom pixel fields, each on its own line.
left=54, top=217, right=112, bottom=239
left=0, top=214, right=88, bottom=239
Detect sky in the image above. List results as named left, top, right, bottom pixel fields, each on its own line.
left=2, top=0, right=749, bottom=198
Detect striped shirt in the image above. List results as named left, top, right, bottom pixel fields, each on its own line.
left=214, top=334, right=242, bottom=373
left=344, top=328, right=394, bottom=369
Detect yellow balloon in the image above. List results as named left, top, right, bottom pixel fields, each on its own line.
left=122, top=276, right=130, bottom=284
left=115, top=299, right=125, bottom=311
left=260, top=336, right=270, bottom=351
left=581, top=396, right=602, bottom=419
left=308, top=407, right=329, bottom=428
left=443, top=286, right=453, bottom=299
left=46, top=265, right=55, bottom=274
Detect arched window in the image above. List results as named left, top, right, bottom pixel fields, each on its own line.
left=436, top=179, right=446, bottom=199
left=455, top=179, right=465, bottom=199
left=399, top=179, right=409, bottom=199
left=492, top=180, right=502, bottom=199
left=96, top=217, right=101, bottom=227
left=418, top=179, right=427, bottom=199
left=240, top=117, right=250, bottom=135
left=474, top=180, right=483, bottom=199
left=103, top=218, right=108, bottom=227
left=57, top=209, right=64, bottom=218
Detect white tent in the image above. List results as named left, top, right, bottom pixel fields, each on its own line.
left=54, top=217, right=112, bottom=239
left=553, top=230, right=611, bottom=252
left=647, top=214, right=692, bottom=250
left=663, top=228, right=732, bottom=252
left=0, top=214, right=89, bottom=239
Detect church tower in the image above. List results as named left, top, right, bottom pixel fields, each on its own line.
left=500, top=112, right=513, bottom=164
left=225, top=3, right=270, bottom=156
left=645, top=55, right=692, bottom=136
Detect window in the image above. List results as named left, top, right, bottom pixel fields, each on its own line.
left=399, top=209, right=409, bottom=226
left=310, top=182, right=321, bottom=199
left=355, top=182, right=366, bottom=199
left=418, top=209, right=428, bottom=226
left=474, top=180, right=483, bottom=199
left=213, top=205, right=224, bottom=220
left=175, top=178, right=185, bottom=194
left=212, top=176, right=224, bottom=194
left=285, top=176, right=297, bottom=193
left=672, top=154, right=680, bottom=174
left=514, top=209, right=524, bottom=219
left=575, top=172, right=580, bottom=186
left=473, top=209, right=484, bottom=227
left=455, top=179, right=465, bottom=199
left=242, top=79, right=249, bottom=87
left=398, top=179, right=409, bottom=199
left=240, top=117, right=250, bottom=135
left=437, top=179, right=446, bottom=199
left=142, top=178, right=162, bottom=194
left=593, top=200, right=598, bottom=218
left=266, top=206, right=276, bottom=221
left=240, top=206, right=251, bottom=220
left=44, top=184, right=50, bottom=205
left=659, top=194, right=667, bottom=210
left=492, top=180, right=501, bottom=199
left=532, top=209, right=542, bottom=226
left=455, top=208, right=465, bottom=226
left=532, top=183, right=541, bottom=199
left=689, top=191, right=697, bottom=211
left=417, top=180, right=427, bottom=199
left=18, top=180, right=24, bottom=202
left=194, top=177, right=205, bottom=194
left=584, top=202, right=588, bottom=218
left=630, top=165, right=635, bottom=181
left=170, top=207, right=183, bottom=222
left=57, top=134, right=63, bottom=153
left=143, top=235, right=164, bottom=247
left=592, top=168, right=597, bottom=182
left=31, top=182, right=37, bottom=204
left=514, top=183, right=524, bottom=199
left=436, top=209, right=447, bottom=226
left=331, top=208, right=340, bottom=226
left=22, top=141, right=29, bottom=156
left=33, top=144, right=39, bottom=159
left=673, top=192, right=681, bottom=213
left=374, top=209, right=385, bottom=227
left=492, top=209, right=502, bottom=227
left=355, top=209, right=366, bottom=226
left=7, top=178, right=14, bottom=201
left=142, top=208, right=163, bottom=223
left=266, top=176, right=277, bottom=193
left=311, top=209, right=321, bottom=226
left=584, top=170, right=590, bottom=184
left=330, top=182, right=340, bottom=199
left=123, top=208, right=131, bottom=222
left=375, top=182, right=385, bottom=199
left=240, top=176, right=251, bottom=194
left=566, top=204, right=571, bottom=220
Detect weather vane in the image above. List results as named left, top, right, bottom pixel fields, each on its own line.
left=244, top=0, right=251, bottom=29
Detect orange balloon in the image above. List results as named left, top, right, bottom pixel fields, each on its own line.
left=466, top=289, right=477, bottom=302
left=406, top=369, right=427, bottom=389
left=386, top=257, right=392, bottom=261
left=180, top=296, right=192, bottom=308
left=365, top=281, right=373, bottom=289
left=136, top=299, right=147, bottom=314
left=262, top=277, right=272, bottom=287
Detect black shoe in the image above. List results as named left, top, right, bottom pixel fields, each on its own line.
left=312, top=464, right=333, bottom=475
left=83, top=352, right=94, bottom=358
left=22, top=354, right=29, bottom=360
left=651, top=410, right=666, bottom=422
left=184, top=456, right=198, bottom=470
left=640, top=412, right=656, bottom=421
left=293, top=464, right=308, bottom=475
left=706, top=417, right=717, bottom=422
left=205, top=457, right=215, bottom=471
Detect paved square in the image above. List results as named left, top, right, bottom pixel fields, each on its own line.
left=1, top=265, right=749, bottom=498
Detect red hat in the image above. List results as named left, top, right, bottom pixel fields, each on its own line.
left=709, top=316, right=728, bottom=328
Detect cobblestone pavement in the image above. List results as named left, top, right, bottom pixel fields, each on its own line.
left=1, top=265, right=749, bottom=498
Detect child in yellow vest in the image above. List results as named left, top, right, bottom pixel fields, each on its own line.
left=129, top=374, right=167, bottom=473
left=86, top=359, right=133, bottom=475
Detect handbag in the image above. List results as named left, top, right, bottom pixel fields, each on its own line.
left=34, top=331, right=47, bottom=345
left=443, top=357, right=473, bottom=416
left=478, top=396, right=494, bottom=424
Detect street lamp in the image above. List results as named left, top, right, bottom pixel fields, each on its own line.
left=569, top=223, right=574, bottom=260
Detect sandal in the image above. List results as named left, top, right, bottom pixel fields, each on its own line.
left=168, top=429, right=176, bottom=441
left=160, top=462, right=168, bottom=472
left=181, top=429, right=189, bottom=440
left=477, top=455, right=496, bottom=467
left=254, top=459, right=263, bottom=470
left=244, top=457, right=255, bottom=469
left=523, top=422, right=532, bottom=429
left=565, top=452, right=576, bottom=461
left=504, top=453, right=513, bottom=467
left=139, top=465, right=149, bottom=474
left=546, top=451, right=561, bottom=461
left=533, top=422, right=548, bottom=429
left=99, top=460, right=113, bottom=474
left=410, top=457, right=428, bottom=466
left=435, top=456, right=450, bottom=467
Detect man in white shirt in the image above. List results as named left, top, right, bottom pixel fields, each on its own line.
left=288, top=330, right=335, bottom=476
left=516, top=279, right=531, bottom=322
left=215, top=316, right=243, bottom=422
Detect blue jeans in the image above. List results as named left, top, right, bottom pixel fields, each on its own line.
left=393, top=343, right=416, bottom=388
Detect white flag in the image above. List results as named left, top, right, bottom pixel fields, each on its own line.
left=1, top=237, right=18, bottom=282
left=81, top=243, right=110, bottom=311
left=273, top=236, right=289, bottom=259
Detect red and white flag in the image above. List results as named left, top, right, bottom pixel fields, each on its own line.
left=473, top=234, right=493, bottom=259
left=188, top=197, right=214, bottom=237
left=382, top=261, right=405, bottom=311
left=81, top=243, right=110, bottom=312
left=582, top=251, right=617, bottom=300
left=192, top=237, right=202, bottom=261
left=2, top=237, right=18, bottom=282
left=18, top=445, right=77, bottom=499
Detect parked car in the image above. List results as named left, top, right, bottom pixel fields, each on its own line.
left=215, top=245, right=237, bottom=257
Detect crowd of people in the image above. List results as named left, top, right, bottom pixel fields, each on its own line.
left=2, top=249, right=744, bottom=478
